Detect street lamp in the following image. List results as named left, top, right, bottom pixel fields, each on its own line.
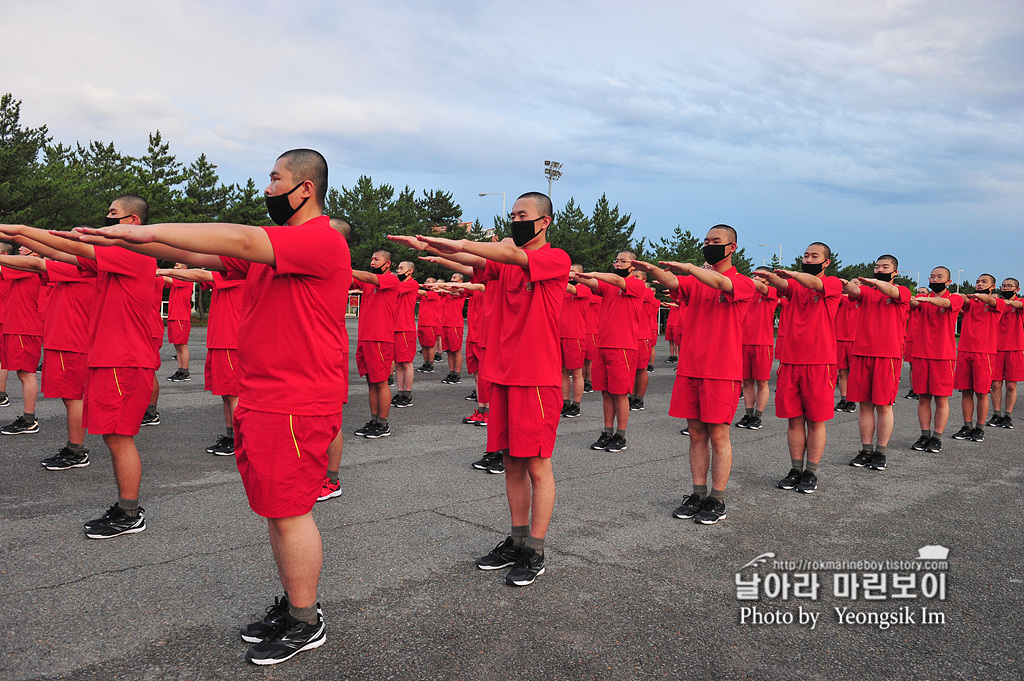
left=759, top=243, right=782, bottom=267
left=956, top=269, right=964, bottom=292
left=478, top=192, right=506, bottom=221
left=544, top=160, right=563, bottom=202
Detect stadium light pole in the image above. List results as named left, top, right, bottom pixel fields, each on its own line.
left=478, top=192, right=506, bottom=220
left=544, top=160, right=563, bottom=202
left=956, top=269, right=964, bottom=292
left=759, top=243, right=782, bottom=266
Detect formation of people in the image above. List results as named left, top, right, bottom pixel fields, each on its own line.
left=1, top=148, right=1021, bottom=667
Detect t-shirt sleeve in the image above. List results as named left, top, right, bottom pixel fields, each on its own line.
left=265, top=225, right=343, bottom=279
left=76, top=256, right=98, bottom=279
left=596, top=279, right=616, bottom=298
left=525, top=247, right=570, bottom=283
left=573, top=283, right=592, bottom=300
left=727, top=273, right=756, bottom=303
left=94, top=246, right=152, bottom=277
left=45, top=261, right=83, bottom=283
left=220, top=256, right=251, bottom=280
left=672, top=276, right=692, bottom=303
left=0, top=267, right=32, bottom=281
left=822, top=277, right=843, bottom=300
left=623, top=276, right=645, bottom=298
left=376, top=272, right=399, bottom=291
left=479, top=260, right=501, bottom=284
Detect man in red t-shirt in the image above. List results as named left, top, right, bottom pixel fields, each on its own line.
left=628, top=272, right=659, bottom=412
left=391, top=261, right=420, bottom=409
left=833, top=293, right=859, bottom=412
left=908, top=267, right=964, bottom=454
left=415, top=278, right=442, bottom=372
left=636, top=225, right=756, bottom=525
left=77, top=150, right=349, bottom=664
left=573, top=252, right=645, bottom=453
left=163, top=264, right=194, bottom=382
left=950, top=273, right=1006, bottom=442
left=558, top=264, right=590, bottom=419
left=583, top=292, right=600, bottom=393
left=439, top=274, right=467, bottom=383
left=0, top=242, right=12, bottom=408
left=844, top=255, right=911, bottom=472
left=738, top=266, right=777, bottom=430
left=989, top=278, right=1023, bottom=429
left=902, top=288, right=927, bottom=400
left=351, top=250, right=399, bottom=439
left=0, top=246, right=43, bottom=435
left=754, top=242, right=842, bottom=494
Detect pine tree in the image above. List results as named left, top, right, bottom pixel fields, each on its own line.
left=221, top=179, right=267, bottom=226
left=132, top=130, right=185, bottom=222
left=0, top=94, right=51, bottom=222
left=181, top=154, right=229, bottom=222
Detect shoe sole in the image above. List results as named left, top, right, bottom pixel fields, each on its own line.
left=911, top=445, right=928, bottom=451
left=140, top=422, right=160, bottom=427
left=747, top=425, right=763, bottom=430
left=776, top=483, right=799, bottom=490
left=365, top=431, right=391, bottom=439
left=394, top=402, right=413, bottom=408
left=43, top=460, right=90, bottom=470
left=868, top=465, right=886, bottom=471
left=563, top=413, right=580, bottom=418
left=2, top=429, right=40, bottom=435
left=247, top=628, right=326, bottom=665
left=487, top=467, right=504, bottom=474
left=696, top=513, right=726, bottom=525
left=926, top=448, right=942, bottom=453
left=85, top=524, right=146, bottom=539
left=506, top=568, right=545, bottom=586
left=672, top=511, right=699, bottom=519
left=476, top=560, right=516, bottom=571
left=606, top=445, right=627, bottom=452
left=316, top=490, right=342, bottom=501
left=211, top=451, right=235, bottom=456
left=796, top=486, right=817, bottom=494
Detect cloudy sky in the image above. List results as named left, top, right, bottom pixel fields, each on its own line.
left=5, top=0, right=1022, bottom=284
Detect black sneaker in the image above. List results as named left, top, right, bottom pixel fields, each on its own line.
left=839, top=400, right=857, bottom=413
left=476, top=536, right=520, bottom=570
left=667, top=355, right=678, bottom=363
left=563, top=404, right=581, bottom=418
left=206, top=434, right=235, bottom=456
left=646, top=364, right=654, bottom=373
left=911, top=435, right=931, bottom=451
left=795, top=470, right=818, bottom=494
left=505, top=547, right=545, bottom=586
left=903, top=389, right=917, bottom=400
left=672, top=493, right=705, bottom=519
left=394, top=394, right=413, bottom=408
left=680, top=427, right=690, bottom=436
left=0, top=394, right=10, bottom=407
left=41, top=447, right=90, bottom=470
left=582, top=380, right=593, bottom=394
left=632, top=398, right=644, bottom=411
left=387, top=374, right=395, bottom=386
left=241, top=596, right=290, bottom=643
left=354, top=421, right=376, bottom=437
left=926, top=437, right=942, bottom=453
left=694, top=497, right=727, bottom=525
left=1, top=415, right=40, bottom=435
left=605, top=433, right=627, bottom=452
left=735, top=414, right=751, bottom=429
left=465, top=390, right=477, bottom=402
left=590, top=432, right=612, bottom=450
left=776, top=468, right=802, bottom=490
left=985, top=414, right=1003, bottom=427
left=84, top=505, right=146, bottom=539
left=168, top=369, right=191, bottom=382
left=246, top=611, right=326, bottom=666
left=834, top=400, right=845, bottom=412
left=486, top=457, right=505, bottom=474
left=441, top=373, right=461, bottom=384
left=868, top=452, right=887, bottom=471
left=849, top=450, right=873, bottom=467
left=746, top=416, right=763, bottom=430
left=628, top=397, right=639, bottom=411
left=969, top=427, right=985, bottom=443
left=416, top=363, right=434, bottom=373
left=951, top=425, right=974, bottom=440
left=472, top=451, right=499, bottom=470
left=390, top=394, right=400, bottom=406
left=365, top=422, right=391, bottom=439
left=1001, top=416, right=1014, bottom=429
left=140, top=412, right=160, bottom=427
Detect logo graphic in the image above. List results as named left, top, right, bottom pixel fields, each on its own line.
left=739, top=552, right=776, bottom=570
left=916, top=545, right=949, bottom=560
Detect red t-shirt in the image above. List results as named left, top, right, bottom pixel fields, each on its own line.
left=911, top=292, right=964, bottom=360
left=479, top=282, right=499, bottom=348
left=442, top=290, right=466, bottom=328
left=642, top=286, right=660, bottom=341
left=417, top=291, right=442, bottom=328
left=38, top=283, right=54, bottom=319
left=0, top=267, right=43, bottom=335
left=353, top=272, right=399, bottom=342
left=958, top=297, right=1006, bottom=354
left=151, top=276, right=165, bottom=340
left=997, top=302, right=1024, bottom=351
left=466, top=288, right=486, bottom=344
left=595, top=276, right=645, bottom=349
left=206, top=272, right=244, bottom=350
left=77, top=247, right=159, bottom=369
left=742, top=287, right=778, bottom=347
left=479, top=244, right=571, bottom=387
left=675, top=267, right=756, bottom=380
left=585, top=294, right=601, bottom=334
left=221, top=217, right=352, bottom=415
left=776, top=296, right=789, bottom=340
left=42, top=261, right=97, bottom=353
left=394, top=276, right=419, bottom=333
left=166, top=279, right=193, bottom=321
left=558, top=283, right=591, bottom=340
left=851, top=285, right=911, bottom=359
left=777, top=276, right=842, bottom=365
left=835, top=294, right=859, bottom=342
left=0, top=278, right=10, bottom=329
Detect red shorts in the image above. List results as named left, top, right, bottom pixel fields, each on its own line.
left=486, top=384, right=562, bottom=458
left=418, top=325, right=439, bottom=348
left=836, top=340, right=854, bottom=371
left=669, top=375, right=742, bottom=424
left=42, top=349, right=87, bottom=400
left=560, top=337, right=586, bottom=371
left=82, top=367, right=156, bottom=436
left=954, top=351, right=993, bottom=393
left=847, top=355, right=901, bottom=406
left=636, top=338, right=653, bottom=370
left=585, top=333, right=597, bottom=361
left=442, top=325, right=464, bottom=352
left=356, top=340, right=394, bottom=383
left=591, top=347, right=637, bottom=395
left=993, top=350, right=1024, bottom=382
left=742, top=344, right=774, bottom=381
left=204, top=348, right=241, bottom=396
left=2, top=334, right=42, bottom=372
left=394, top=331, right=417, bottom=363
left=911, top=358, right=955, bottom=397
left=775, top=363, right=837, bottom=421
left=233, top=407, right=341, bottom=518
left=167, top=319, right=191, bottom=345
left=466, top=340, right=484, bottom=375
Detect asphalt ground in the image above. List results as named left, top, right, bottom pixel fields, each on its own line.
left=1, top=319, right=1022, bottom=681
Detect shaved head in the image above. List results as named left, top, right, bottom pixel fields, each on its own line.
left=517, top=192, right=553, bottom=218
left=328, top=216, right=352, bottom=239
left=113, top=194, right=149, bottom=224
left=278, top=149, right=328, bottom=207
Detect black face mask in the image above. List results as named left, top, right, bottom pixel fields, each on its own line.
left=801, top=262, right=824, bottom=275
left=511, top=218, right=543, bottom=247
left=104, top=214, right=132, bottom=226
left=702, top=243, right=731, bottom=265
left=265, top=183, right=309, bottom=226
left=370, top=264, right=389, bottom=275
left=397, top=272, right=409, bottom=281
left=1000, top=289, right=1016, bottom=299
left=975, top=287, right=993, bottom=295
left=929, top=282, right=947, bottom=293
left=612, top=266, right=633, bottom=277
left=874, top=272, right=894, bottom=282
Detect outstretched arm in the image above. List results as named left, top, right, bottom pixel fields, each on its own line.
left=0, top=254, right=47, bottom=273
left=0, top=224, right=96, bottom=261
left=418, top=255, right=475, bottom=278
left=388, top=234, right=487, bottom=269
left=856, top=277, right=900, bottom=300
left=661, top=261, right=733, bottom=292
left=632, top=261, right=679, bottom=290
left=156, top=268, right=215, bottom=283
left=68, top=222, right=275, bottom=266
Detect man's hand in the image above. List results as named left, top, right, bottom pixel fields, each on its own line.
left=68, top=225, right=157, bottom=245
left=387, top=234, right=428, bottom=251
